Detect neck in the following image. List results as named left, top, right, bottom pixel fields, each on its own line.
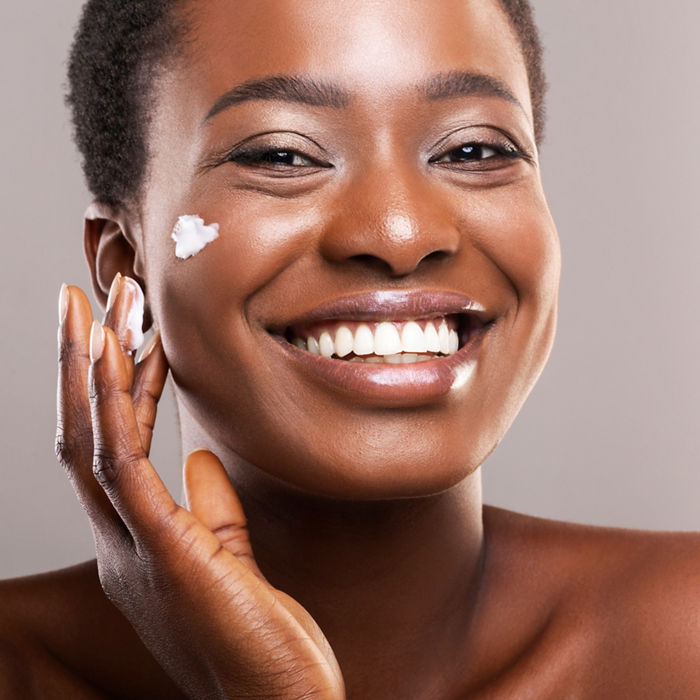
left=179, top=414, right=485, bottom=697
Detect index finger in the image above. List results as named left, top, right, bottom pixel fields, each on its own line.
left=88, top=322, right=177, bottom=541
left=56, top=284, right=120, bottom=533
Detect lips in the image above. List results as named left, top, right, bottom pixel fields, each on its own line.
left=264, top=291, right=493, bottom=404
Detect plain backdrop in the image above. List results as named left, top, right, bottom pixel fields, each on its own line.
left=1, top=1, right=699, bottom=578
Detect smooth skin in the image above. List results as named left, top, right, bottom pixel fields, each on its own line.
left=2, top=1, right=700, bottom=698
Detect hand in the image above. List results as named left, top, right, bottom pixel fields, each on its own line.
left=55, top=278, right=345, bottom=700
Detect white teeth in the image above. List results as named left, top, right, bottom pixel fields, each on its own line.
left=449, top=328, right=459, bottom=354
left=374, top=322, right=402, bottom=355
left=307, top=336, right=320, bottom=355
left=438, top=320, right=450, bottom=355
left=319, top=331, right=334, bottom=357
left=424, top=321, right=441, bottom=353
left=334, top=326, right=354, bottom=357
left=401, top=321, right=427, bottom=352
left=297, top=317, right=463, bottom=360
left=353, top=324, right=374, bottom=356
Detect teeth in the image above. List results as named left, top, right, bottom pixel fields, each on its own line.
left=401, top=321, right=427, bottom=352
left=353, top=324, right=374, bottom=356
left=374, top=322, right=402, bottom=356
left=334, top=326, right=354, bottom=357
left=307, top=336, right=320, bottom=355
left=424, top=321, right=441, bottom=353
left=346, top=353, right=435, bottom=364
left=319, top=331, right=334, bottom=357
left=449, top=328, right=459, bottom=354
left=296, top=317, right=463, bottom=361
left=438, top=320, right=450, bottom=355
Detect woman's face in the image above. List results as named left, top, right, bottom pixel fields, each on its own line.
left=136, top=0, right=560, bottom=499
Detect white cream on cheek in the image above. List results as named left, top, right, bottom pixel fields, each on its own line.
left=171, top=214, right=220, bottom=259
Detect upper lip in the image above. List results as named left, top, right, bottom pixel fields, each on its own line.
left=267, top=290, right=491, bottom=335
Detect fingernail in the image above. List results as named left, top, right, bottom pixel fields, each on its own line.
left=137, top=331, right=161, bottom=362
left=105, top=272, right=122, bottom=313
left=121, top=276, right=145, bottom=352
left=90, top=321, right=105, bottom=363
left=58, top=283, right=69, bottom=325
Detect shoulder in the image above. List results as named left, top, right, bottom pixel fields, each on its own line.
left=483, top=506, right=700, bottom=695
left=0, top=561, right=185, bottom=699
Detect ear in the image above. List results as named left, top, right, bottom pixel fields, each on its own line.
left=83, top=201, right=151, bottom=327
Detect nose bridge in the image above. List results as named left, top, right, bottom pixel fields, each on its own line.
left=320, top=160, right=460, bottom=277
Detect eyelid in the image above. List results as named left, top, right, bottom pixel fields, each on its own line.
left=203, top=130, right=332, bottom=170
left=430, top=124, right=535, bottom=163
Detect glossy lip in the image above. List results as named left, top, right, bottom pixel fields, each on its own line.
left=268, top=290, right=489, bottom=332
left=264, top=290, right=493, bottom=406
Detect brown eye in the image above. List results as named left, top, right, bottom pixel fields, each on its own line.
left=231, top=148, right=316, bottom=167
left=437, top=144, right=499, bottom=162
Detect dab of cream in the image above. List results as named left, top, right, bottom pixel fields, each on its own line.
left=171, top=215, right=220, bottom=259
left=123, top=276, right=145, bottom=352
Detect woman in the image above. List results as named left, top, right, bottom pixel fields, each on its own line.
left=2, top=0, right=699, bottom=697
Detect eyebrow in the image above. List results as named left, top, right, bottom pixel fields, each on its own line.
left=204, top=75, right=349, bottom=122
left=419, top=71, right=523, bottom=111
left=204, top=70, right=523, bottom=123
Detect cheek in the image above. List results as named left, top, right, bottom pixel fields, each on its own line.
left=146, top=189, right=323, bottom=324
left=142, top=190, right=329, bottom=426
left=465, top=181, right=561, bottom=306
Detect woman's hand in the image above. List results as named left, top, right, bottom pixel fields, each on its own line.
left=55, top=278, right=345, bottom=700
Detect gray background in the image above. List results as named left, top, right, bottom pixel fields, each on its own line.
left=2, top=1, right=699, bottom=578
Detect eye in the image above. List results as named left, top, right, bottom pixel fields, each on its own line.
left=432, top=143, right=502, bottom=163
left=229, top=147, right=318, bottom=168
left=431, top=142, right=511, bottom=165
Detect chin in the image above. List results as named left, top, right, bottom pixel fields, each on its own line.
left=235, top=428, right=491, bottom=503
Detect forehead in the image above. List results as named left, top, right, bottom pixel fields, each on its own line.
left=167, top=0, right=531, bottom=120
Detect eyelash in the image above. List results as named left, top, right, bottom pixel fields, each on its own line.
left=223, top=138, right=528, bottom=172
left=227, top=147, right=320, bottom=169
left=430, top=141, right=526, bottom=166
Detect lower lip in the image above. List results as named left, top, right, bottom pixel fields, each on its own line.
left=269, top=329, right=487, bottom=406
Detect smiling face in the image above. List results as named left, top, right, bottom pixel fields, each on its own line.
left=134, top=0, right=560, bottom=499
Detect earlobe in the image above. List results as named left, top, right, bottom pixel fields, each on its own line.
left=83, top=201, right=150, bottom=325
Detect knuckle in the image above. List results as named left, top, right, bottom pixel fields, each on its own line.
left=92, top=448, right=146, bottom=487
left=54, top=434, right=74, bottom=468
left=88, top=375, right=124, bottom=405
left=54, top=426, right=94, bottom=471
left=92, top=450, right=121, bottom=486
left=57, top=338, right=76, bottom=366
left=212, top=523, right=253, bottom=559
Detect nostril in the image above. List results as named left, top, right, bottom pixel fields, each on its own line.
left=421, top=250, right=451, bottom=264
left=346, top=253, right=397, bottom=275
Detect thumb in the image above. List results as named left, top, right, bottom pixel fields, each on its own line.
left=183, top=449, right=261, bottom=575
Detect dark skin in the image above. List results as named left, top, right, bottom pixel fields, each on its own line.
left=2, top=0, right=700, bottom=697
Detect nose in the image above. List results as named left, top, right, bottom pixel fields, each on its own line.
left=319, top=165, right=461, bottom=277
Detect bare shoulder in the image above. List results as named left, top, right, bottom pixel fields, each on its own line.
left=483, top=506, right=700, bottom=695
left=0, top=561, right=184, bottom=699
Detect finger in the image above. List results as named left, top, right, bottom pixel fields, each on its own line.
left=89, top=323, right=177, bottom=539
left=184, top=450, right=261, bottom=575
left=56, top=284, right=121, bottom=533
left=131, top=332, right=168, bottom=455
left=103, top=274, right=145, bottom=386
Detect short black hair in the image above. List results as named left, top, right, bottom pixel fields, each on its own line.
left=66, top=0, right=546, bottom=207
